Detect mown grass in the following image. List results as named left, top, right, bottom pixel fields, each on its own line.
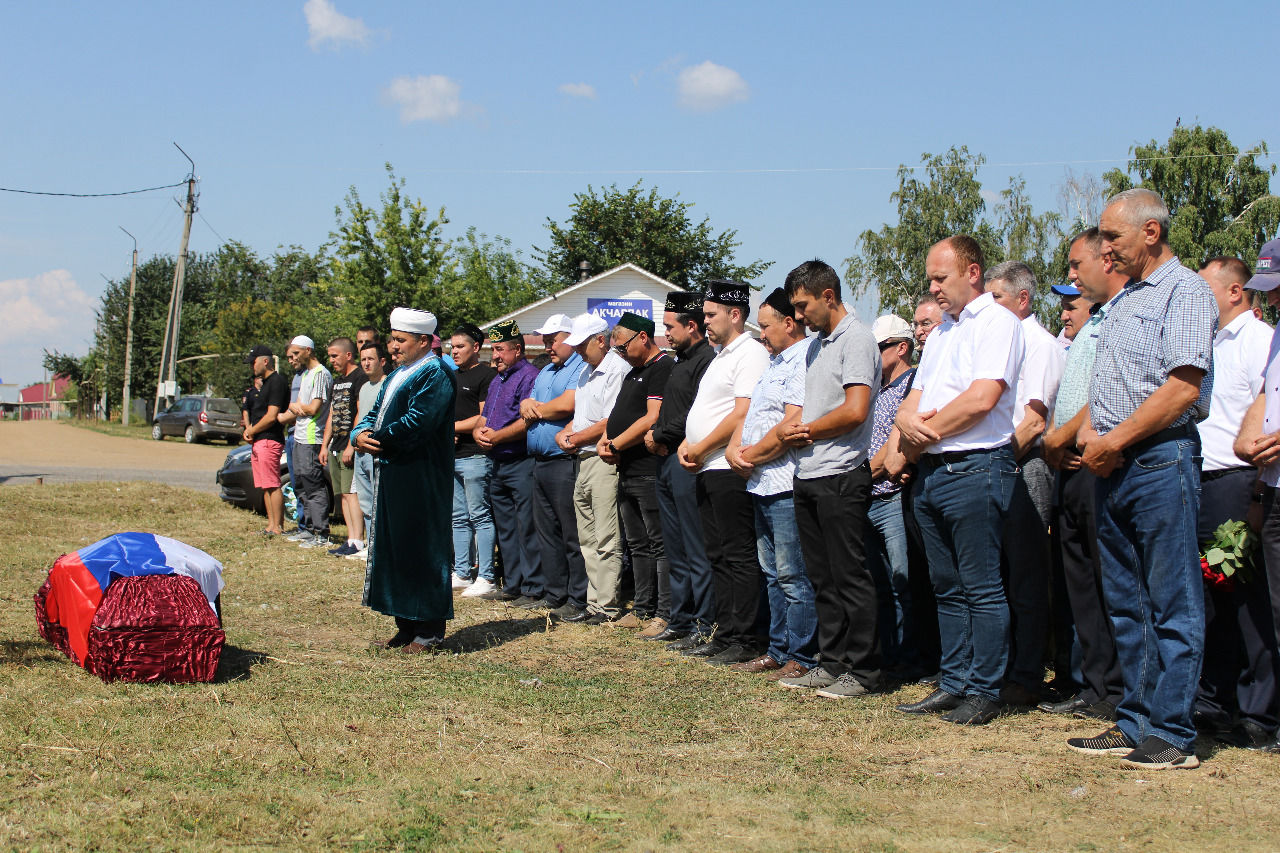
left=3, top=481, right=1279, bottom=850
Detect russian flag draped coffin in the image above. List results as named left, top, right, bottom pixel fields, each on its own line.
left=34, top=532, right=225, bottom=683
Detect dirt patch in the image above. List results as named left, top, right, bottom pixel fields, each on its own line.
left=0, top=421, right=231, bottom=471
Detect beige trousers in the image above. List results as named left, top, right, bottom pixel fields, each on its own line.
left=573, top=454, right=623, bottom=616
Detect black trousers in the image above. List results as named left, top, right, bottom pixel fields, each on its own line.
left=793, top=465, right=881, bottom=686
left=619, top=474, right=669, bottom=619
left=394, top=617, right=446, bottom=644
left=1056, top=468, right=1123, bottom=706
left=533, top=457, right=587, bottom=608
left=695, top=469, right=759, bottom=647
left=1001, top=454, right=1052, bottom=688
left=901, top=479, right=941, bottom=673
left=1199, top=470, right=1279, bottom=730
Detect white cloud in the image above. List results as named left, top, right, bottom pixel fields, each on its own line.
left=304, top=0, right=371, bottom=50
left=558, top=82, right=597, bottom=99
left=383, top=75, right=464, bottom=123
left=676, top=61, right=749, bottom=112
left=0, top=270, right=96, bottom=386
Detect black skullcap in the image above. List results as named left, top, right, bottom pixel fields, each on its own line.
left=705, top=278, right=751, bottom=308
left=761, top=287, right=794, bottom=320
left=664, top=291, right=705, bottom=314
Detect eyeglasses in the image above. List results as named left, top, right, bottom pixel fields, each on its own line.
left=911, top=320, right=937, bottom=330
left=612, top=331, right=641, bottom=354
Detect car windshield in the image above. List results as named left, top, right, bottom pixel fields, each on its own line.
left=207, top=398, right=241, bottom=415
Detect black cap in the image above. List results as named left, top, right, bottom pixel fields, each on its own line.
left=761, top=287, right=794, bottom=319
left=453, top=322, right=485, bottom=345
left=244, top=344, right=273, bottom=364
left=705, top=279, right=751, bottom=308
left=664, top=291, right=705, bottom=314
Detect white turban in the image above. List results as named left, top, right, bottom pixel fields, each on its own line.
left=389, top=307, right=437, bottom=336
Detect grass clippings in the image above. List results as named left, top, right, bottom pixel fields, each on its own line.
left=2, top=481, right=1279, bottom=851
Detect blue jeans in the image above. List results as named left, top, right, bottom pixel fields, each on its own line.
left=1096, top=435, right=1205, bottom=751
left=912, top=447, right=1016, bottom=701
left=755, top=492, right=817, bottom=666
left=452, top=455, right=496, bottom=582
left=867, top=490, right=915, bottom=670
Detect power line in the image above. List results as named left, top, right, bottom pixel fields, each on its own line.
left=197, top=210, right=226, bottom=243
left=0, top=180, right=186, bottom=198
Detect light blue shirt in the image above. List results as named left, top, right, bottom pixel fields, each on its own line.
left=1053, top=297, right=1113, bottom=429
left=741, top=339, right=809, bottom=496
left=526, top=352, right=587, bottom=458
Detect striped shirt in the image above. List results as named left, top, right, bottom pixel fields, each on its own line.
left=1088, top=257, right=1217, bottom=434
left=741, top=339, right=809, bottom=497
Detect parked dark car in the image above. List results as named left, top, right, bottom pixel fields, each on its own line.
left=153, top=396, right=243, bottom=444
left=216, top=443, right=336, bottom=521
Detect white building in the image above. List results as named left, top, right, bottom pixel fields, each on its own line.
left=479, top=262, right=758, bottom=353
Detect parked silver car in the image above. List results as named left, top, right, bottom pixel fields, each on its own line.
left=152, top=396, right=243, bottom=444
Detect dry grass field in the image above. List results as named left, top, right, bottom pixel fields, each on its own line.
left=3, top=480, right=1280, bottom=851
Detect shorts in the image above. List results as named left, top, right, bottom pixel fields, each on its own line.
left=251, top=439, right=284, bottom=489
left=329, top=450, right=356, bottom=494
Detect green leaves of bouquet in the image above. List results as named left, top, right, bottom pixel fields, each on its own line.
left=1202, top=520, right=1257, bottom=584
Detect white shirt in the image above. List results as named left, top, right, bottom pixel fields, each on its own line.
left=1013, top=314, right=1066, bottom=433
left=685, top=332, right=770, bottom=472
left=914, top=291, right=1024, bottom=453
left=1204, top=310, right=1272, bottom=472
left=570, top=350, right=630, bottom=455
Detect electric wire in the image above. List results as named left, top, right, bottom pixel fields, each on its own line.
left=0, top=180, right=186, bottom=198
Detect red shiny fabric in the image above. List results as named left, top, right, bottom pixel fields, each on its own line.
left=85, top=574, right=225, bottom=683
left=33, top=578, right=73, bottom=660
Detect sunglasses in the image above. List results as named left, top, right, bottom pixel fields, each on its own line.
left=612, top=331, right=641, bottom=354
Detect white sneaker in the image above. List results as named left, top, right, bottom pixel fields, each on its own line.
left=345, top=546, right=368, bottom=561
left=461, top=577, right=496, bottom=598
left=451, top=574, right=472, bottom=590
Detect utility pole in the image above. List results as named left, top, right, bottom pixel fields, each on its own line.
left=119, top=226, right=138, bottom=426
left=154, top=143, right=198, bottom=418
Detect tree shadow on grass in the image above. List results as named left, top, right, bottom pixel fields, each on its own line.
left=441, top=617, right=550, bottom=654
left=215, top=644, right=271, bottom=683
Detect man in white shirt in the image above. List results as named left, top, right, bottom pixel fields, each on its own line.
left=1233, top=238, right=1280, bottom=756
left=1193, top=255, right=1277, bottom=749
left=556, top=313, right=630, bottom=623
left=984, top=261, right=1066, bottom=706
left=894, top=235, right=1024, bottom=725
left=678, top=279, right=770, bottom=665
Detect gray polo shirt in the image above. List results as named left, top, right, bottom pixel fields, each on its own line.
left=786, top=310, right=881, bottom=479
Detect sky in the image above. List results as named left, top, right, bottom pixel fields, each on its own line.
left=1, top=0, right=1274, bottom=387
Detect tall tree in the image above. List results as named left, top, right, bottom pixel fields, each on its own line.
left=536, top=181, right=771, bottom=290
left=1103, top=123, right=1278, bottom=266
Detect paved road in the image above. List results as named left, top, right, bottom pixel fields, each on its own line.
left=0, top=421, right=232, bottom=494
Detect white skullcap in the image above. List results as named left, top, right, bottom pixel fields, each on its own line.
left=389, top=307, right=438, bottom=336
left=289, top=335, right=315, bottom=349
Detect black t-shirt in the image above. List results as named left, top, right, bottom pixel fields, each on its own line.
left=455, top=363, right=498, bottom=458
left=606, top=353, right=673, bottom=477
left=650, top=338, right=715, bottom=453
left=329, top=367, right=368, bottom=453
left=249, top=371, right=289, bottom=444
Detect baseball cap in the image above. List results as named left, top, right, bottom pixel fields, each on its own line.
left=533, top=313, right=575, bottom=335
left=565, top=313, right=609, bottom=346
left=243, top=344, right=272, bottom=364
left=1051, top=283, right=1082, bottom=296
left=871, top=314, right=913, bottom=344
left=1246, top=238, right=1280, bottom=292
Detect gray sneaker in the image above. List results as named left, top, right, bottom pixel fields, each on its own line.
left=778, top=666, right=838, bottom=691
left=286, top=529, right=313, bottom=542
left=815, top=673, right=870, bottom=699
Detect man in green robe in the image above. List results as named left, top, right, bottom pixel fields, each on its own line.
left=351, top=307, right=458, bottom=653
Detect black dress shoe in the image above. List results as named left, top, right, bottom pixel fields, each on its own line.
left=1078, top=700, right=1118, bottom=721
left=550, top=603, right=585, bottom=620
left=917, top=671, right=942, bottom=686
left=561, top=607, right=593, bottom=623
left=518, top=597, right=555, bottom=611
left=479, top=589, right=519, bottom=601
left=1218, top=719, right=1278, bottom=750
left=705, top=644, right=757, bottom=666
left=941, top=695, right=1002, bottom=725
left=646, top=627, right=688, bottom=643
left=667, top=633, right=710, bottom=651
left=999, top=682, right=1043, bottom=708
left=895, top=688, right=964, bottom=715
left=583, top=612, right=609, bottom=625
left=682, top=639, right=728, bottom=658
left=1037, top=694, right=1090, bottom=715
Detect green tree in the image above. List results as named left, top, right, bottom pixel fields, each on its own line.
left=1103, top=123, right=1279, bottom=266
left=536, top=181, right=771, bottom=290
left=324, top=163, right=450, bottom=334
left=438, top=227, right=549, bottom=329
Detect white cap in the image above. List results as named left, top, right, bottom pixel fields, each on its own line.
left=564, top=313, right=609, bottom=346
left=389, top=306, right=438, bottom=335
left=871, top=314, right=913, bottom=344
left=289, top=335, right=315, bottom=350
left=533, top=313, right=575, bottom=335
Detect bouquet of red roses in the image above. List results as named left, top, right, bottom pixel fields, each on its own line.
left=1200, top=519, right=1257, bottom=593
